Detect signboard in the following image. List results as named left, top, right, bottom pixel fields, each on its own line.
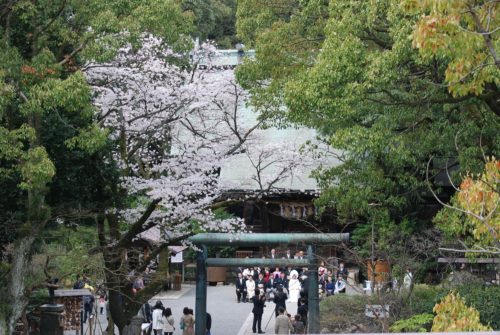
left=171, top=251, right=183, bottom=263
left=365, top=304, right=390, bottom=318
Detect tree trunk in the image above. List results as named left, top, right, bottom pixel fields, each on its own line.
left=3, top=236, right=36, bottom=335
left=96, top=208, right=166, bottom=334
left=98, top=215, right=141, bottom=334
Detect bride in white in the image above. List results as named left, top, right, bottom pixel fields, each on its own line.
left=288, top=270, right=301, bottom=303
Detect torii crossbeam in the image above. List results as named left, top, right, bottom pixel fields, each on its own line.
left=187, top=233, right=349, bottom=335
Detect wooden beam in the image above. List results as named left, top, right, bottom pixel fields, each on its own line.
left=437, top=257, right=500, bottom=264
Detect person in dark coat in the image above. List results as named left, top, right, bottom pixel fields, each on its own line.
left=83, top=295, right=95, bottom=323
left=256, top=273, right=265, bottom=292
left=206, top=312, right=212, bottom=335
left=274, top=272, right=289, bottom=293
left=252, top=288, right=266, bottom=333
left=252, top=267, right=259, bottom=281
left=140, top=302, right=153, bottom=335
left=337, top=262, right=349, bottom=279
left=297, top=298, right=308, bottom=329
left=236, top=272, right=247, bottom=303
left=273, top=286, right=288, bottom=317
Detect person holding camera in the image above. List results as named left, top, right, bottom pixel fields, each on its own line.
left=252, top=288, right=266, bottom=334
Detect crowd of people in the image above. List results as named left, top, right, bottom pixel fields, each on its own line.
left=236, top=249, right=351, bottom=334
left=236, top=250, right=349, bottom=303
left=71, top=251, right=352, bottom=334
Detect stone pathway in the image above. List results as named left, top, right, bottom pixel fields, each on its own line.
left=66, top=281, right=364, bottom=334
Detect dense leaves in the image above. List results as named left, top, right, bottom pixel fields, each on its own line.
left=435, top=158, right=499, bottom=253
left=180, top=0, right=238, bottom=47
left=236, top=0, right=500, bottom=258
left=0, top=0, right=193, bottom=332
left=410, top=0, right=500, bottom=98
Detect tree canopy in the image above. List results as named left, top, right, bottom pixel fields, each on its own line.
left=0, top=1, right=192, bottom=332
left=236, top=0, right=499, bottom=257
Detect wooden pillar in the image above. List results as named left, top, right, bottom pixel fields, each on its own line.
left=195, top=245, right=207, bottom=335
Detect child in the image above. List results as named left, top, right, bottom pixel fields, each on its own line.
left=99, top=295, right=106, bottom=315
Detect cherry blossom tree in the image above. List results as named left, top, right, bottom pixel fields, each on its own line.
left=84, top=36, right=315, bottom=331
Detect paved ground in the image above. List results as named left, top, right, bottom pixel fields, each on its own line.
left=70, top=280, right=364, bottom=334
left=74, top=284, right=256, bottom=335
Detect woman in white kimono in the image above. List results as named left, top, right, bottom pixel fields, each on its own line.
left=288, top=270, right=301, bottom=303
left=246, top=275, right=256, bottom=301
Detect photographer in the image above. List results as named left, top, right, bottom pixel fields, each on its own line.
left=251, top=288, right=266, bottom=334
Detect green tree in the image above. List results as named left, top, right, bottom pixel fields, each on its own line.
left=236, top=0, right=499, bottom=257
left=0, top=1, right=191, bottom=333
left=180, top=0, right=238, bottom=47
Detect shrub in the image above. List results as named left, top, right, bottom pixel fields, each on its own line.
left=407, top=284, right=446, bottom=315
left=455, top=285, right=500, bottom=330
left=320, top=295, right=382, bottom=333
left=432, top=292, right=491, bottom=332
left=390, top=313, right=434, bottom=333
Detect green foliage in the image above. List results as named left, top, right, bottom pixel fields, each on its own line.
left=236, top=0, right=329, bottom=126
left=432, top=291, right=491, bottom=331
left=38, top=224, right=104, bottom=285
left=407, top=284, right=447, bottom=315
left=0, top=125, right=35, bottom=178
left=390, top=313, right=434, bottom=333
left=180, top=0, right=237, bottom=47
left=454, top=285, right=500, bottom=330
left=65, top=123, right=110, bottom=155
left=236, top=0, right=500, bottom=258
left=19, top=147, right=56, bottom=191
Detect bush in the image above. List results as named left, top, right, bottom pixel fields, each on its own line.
left=432, top=292, right=491, bottom=332
left=455, top=285, right=500, bottom=330
left=401, top=284, right=500, bottom=330
left=320, top=295, right=382, bottom=333
left=407, top=284, right=446, bottom=315
left=390, top=313, right=434, bottom=333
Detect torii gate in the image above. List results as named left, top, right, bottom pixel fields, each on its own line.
left=188, top=233, right=349, bottom=335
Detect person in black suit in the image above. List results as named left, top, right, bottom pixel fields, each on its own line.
left=252, top=288, right=266, bottom=333
left=276, top=272, right=289, bottom=293
left=273, top=286, right=288, bottom=317
left=256, top=273, right=265, bottom=291
left=253, top=267, right=260, bottom=281
left=297, top=298, right=308, bottom=328
left=236, top=272, right=247, bottom=303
